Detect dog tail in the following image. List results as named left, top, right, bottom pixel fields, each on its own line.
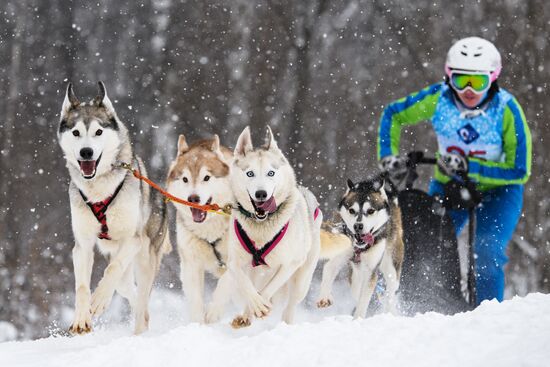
left=320, top=226, right=351, bottom=260
left=147, top=189, right=172, bottom=257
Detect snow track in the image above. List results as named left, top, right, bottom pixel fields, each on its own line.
left=1, top=293, right=549, bottom=367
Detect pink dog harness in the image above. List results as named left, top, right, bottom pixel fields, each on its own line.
left=235, top=207, right=321, bottom=267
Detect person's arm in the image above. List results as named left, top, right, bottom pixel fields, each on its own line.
left=467, top=97, right=532, bottom=186
left=377, top=83, right=443, bottom=160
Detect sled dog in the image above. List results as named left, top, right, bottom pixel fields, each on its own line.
left=58, top=82, right=170, bottom=334
left=166, top=134, right=233, bottom=323
left=316, top=175, right=404, bottom=318
left=206, top=126, right=322, bottom=327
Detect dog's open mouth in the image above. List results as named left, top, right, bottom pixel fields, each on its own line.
left=355, top=232, right=375, bottom=247
left=251, top=196, right=277, bottom=220
left=190, top=197, right=212, bottom=223
left=78, top=154, right=101, bottom=179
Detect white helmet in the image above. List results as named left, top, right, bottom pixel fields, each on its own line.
left=445, top=37, right=502, bottom=81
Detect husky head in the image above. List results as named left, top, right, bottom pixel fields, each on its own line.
left=379, top=155, right=409, bottom=191
left=339, top=176, right=390, bottom=248
left=231, top=126, right=296, bottom=221
left=58, top=82, right=129, bottom=180
left=166, top=134, right=232, bottom=223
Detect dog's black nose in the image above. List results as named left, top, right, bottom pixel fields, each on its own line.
left=255, top=190, right=268, bottom=201
left=80, top=147, right=94, bottom=160
left=188, top=194, right=201, bottom=204
left=354, top=222, right=364, bottom=233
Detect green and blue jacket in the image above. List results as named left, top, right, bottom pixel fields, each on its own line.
left=377, top=83, right=531, bottom=191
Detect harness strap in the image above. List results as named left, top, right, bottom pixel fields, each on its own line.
left=313, top=207, right=321, bottom=221
left=208, top=238, right=226, bottom=268
left=237, top=204, right=254, bottom=219
left=79, top=179, right=125, bottom=240
left=234, top=220, right=289, bottom=267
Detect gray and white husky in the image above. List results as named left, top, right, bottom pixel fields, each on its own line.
left=316, top=175, right=404, bottom=318
left=166, top=134, right=233, bottom=323
left=58, top=82, right=171, bottom=334
left=206, top=126, right=322, bottom=327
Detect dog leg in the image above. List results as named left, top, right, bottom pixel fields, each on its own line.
left=115, top=264, right=137, bottom=312
left=229, top=264, right=272, bottom=319
left=257, top=262, right=302, bottom=318
left=350, top=263, right=363, bottom=302
left=317, top=251, right=349, bottom=308
left=91, top=238, right=141, bottom=318
left=181, top=262, right=205, bottom=323
left=134, top=245, right=158, bottom=334
left=69, top=240, right=94, bottom=334
left=283, top=243, right=320, bottom=323
left=379, top=253, right=400, bottom=315
left=353, top=267, right=378, bottom=319
left=206, top=271, right=234, bottom=323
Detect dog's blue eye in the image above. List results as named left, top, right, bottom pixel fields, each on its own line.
left=72, top=130, right=80, bottom=137
left=267, top=170, right=275, bottom=177
left=246, top=171, right=254, bottom=177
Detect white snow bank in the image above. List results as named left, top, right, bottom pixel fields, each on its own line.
left=1, top=292, right=549, bottom=367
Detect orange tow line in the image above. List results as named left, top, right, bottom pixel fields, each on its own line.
left=114, top=162, right=232, bottom=216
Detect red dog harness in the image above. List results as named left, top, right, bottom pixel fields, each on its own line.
left=235, top=207, right=321, bottom=267
left=79, top=180, right=124, bottom=240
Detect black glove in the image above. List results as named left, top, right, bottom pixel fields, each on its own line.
left=437, top=153, right=468, bottom=178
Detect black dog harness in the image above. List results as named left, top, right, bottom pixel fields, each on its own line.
left=79, top=179, right=125, bottom=240
left=207, top=238, right=226, bottom=268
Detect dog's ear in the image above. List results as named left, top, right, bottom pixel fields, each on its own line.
left=93, top=81, right=116, bottom=115
left=211, top=134, right=221, bottom=152
left=372, top=176, right=384, bottom=191
left=177, top=134, right=189, bottom=155
left=61, top=82, right=80, bottom=116
left=263, top=125, right=279, bottom=151
left=347, top=178, right=355, bottom=190
left=235, top=126, right=253, bottom=157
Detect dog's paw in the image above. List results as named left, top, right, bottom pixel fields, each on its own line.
left=231, top=315, right=251, bottom=329
left=69, top=310, right=92, bottom=335
left=90, top=285, right=114, bottom=317
left=205, top=304, right=223, bottom=324
left=249, top=292, right=271, bottom=318
left=316, top=298, right=333, bottom=308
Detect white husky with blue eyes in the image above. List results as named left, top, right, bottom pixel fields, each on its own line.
left=206, top=126, right=322, bottom=327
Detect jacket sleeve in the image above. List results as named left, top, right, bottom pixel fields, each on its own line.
left=467, top=97, right=532, bottom=186
left=377, top=83, right=442, bottom=160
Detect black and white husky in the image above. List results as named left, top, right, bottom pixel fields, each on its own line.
left=58, top=82, right=171, bottom=334
left=317, top=176, right=404, bottom=318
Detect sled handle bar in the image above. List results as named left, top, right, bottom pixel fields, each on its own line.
left=406, top=151, right=436, bottom=167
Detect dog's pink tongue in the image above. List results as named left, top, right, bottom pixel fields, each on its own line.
left=256, top=196, right=277, bottom=213
left=191, top=208, right=207, bottom=223
left=79, top=160, right=96, bottom=176
left=361, top=233, right=375, bottom=245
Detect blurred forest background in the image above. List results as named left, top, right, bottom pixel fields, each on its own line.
left=0, top=0, right=548, bottom=340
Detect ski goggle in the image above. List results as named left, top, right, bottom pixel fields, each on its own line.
left=450, top=71, right=491, bottom=94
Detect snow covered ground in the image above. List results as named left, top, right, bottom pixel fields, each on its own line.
left=1, top=291, right=549, bottom=367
